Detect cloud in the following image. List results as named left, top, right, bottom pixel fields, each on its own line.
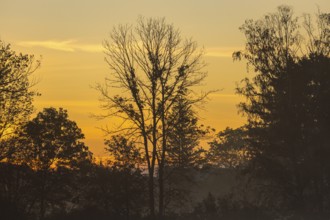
left=205, top=47, right=243, bottom=58
left=17, top=40, right=242, bottom=57
left=17, top=40, right=103, bottom=53
left=77, top=44, right=103, bottom=53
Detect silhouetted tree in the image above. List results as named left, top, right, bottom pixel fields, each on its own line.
left=105, top=135, right=143, bottom=169
left=0, top=40, right=40, bottom=160
left=78, top=162, right=147, bottom=220
left=12, top=107, right=92, bottom=219
left=0, top=163, right=34, bottom=220
left=167, top=94, right=208, bottom=169
left=17, top=107, right=92, bottom=170
left=96, top=17, right=208, bottom=218
left=103, top=136, right=148, bottom=219
left=161, top=94, right=210, bottom=214
left=234, top=5, right=330, bottom=215
left=207, top=127, right=248, bottom=169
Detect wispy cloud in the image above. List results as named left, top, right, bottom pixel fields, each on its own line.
left=17, top=40, right=103, bottom=53
left=17, top=40, right=242, bottom=57
left=205, top=47, right=242, bottom=58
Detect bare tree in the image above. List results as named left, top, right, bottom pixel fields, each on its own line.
left=303, top=10, right=330, bottom=57
left=96, top=17, right=208, bottom=219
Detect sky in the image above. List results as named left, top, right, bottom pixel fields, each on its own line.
left=1, top=0, right=329, bottom=156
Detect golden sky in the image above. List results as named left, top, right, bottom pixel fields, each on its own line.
left=1, top=0, right=329, bottom=156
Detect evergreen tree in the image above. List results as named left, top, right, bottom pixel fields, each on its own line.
left=167, top=95, right=208, bottom=168
left=234, top=6, right=330, bottom=214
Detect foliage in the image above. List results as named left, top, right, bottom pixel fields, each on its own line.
left=0, top=163, right=34, bottom=220
left=15, top=107, right=92, bottom=170
left=0, top=40, right=40, bottom=160
left=2, top=6, right=329, bottom=220
left=74, top=162, right=147, bottom=220
left=105, top=135, right=143, bottom=169
left=234, top=5, right=330, bottom=213
left=207, top=127, right=248, bottom=169
left=6, top=107, right=93, bottom=219
left=0, top=162, right=81, bottom=220
left=167, top=94, right=209, bottom=168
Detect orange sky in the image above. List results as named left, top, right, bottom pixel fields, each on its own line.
left=1, top=0, right=329, bottom=156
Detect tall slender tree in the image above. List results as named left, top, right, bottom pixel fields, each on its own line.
left=96, top=17, right=208, bottom=219
left=167, top=94, right=207, bottom=168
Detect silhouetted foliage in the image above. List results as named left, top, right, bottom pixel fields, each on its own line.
left=15, top=107, right=92, bottom=170
left=234, top=5, right=330, bottom=216
left=160, top=94, right=211, bottom=214
left=0, top=40, right=40, bottom=160
left=207, top=127, right=248, bottom=169
left=0, top=163, right=81, bottom=220
left=2, top=6, right=330, bottom=220
left=3, top=107, right=93, bottom=219
left=0, top=163, right=34, bottom=220
left=105, top=135, right=144, bottom=169
left=167, top=94, right=208, bottom=169
left=74, top=162, right=147, bottom=220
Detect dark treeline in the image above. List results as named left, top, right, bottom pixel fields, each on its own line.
left=1, top=5, right=330, bottom=220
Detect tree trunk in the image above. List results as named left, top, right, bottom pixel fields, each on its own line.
left=158, top=84, right=167, bottom=219
left=150, top=80, right=157, bottom=219
left=158, top=162, right=164, bottom=219
left=148, top=170, right=155, bottom=219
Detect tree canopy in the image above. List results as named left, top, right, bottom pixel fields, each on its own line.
left=234, top=5, right=330, bottom=213
left=0, top=40, right=40, bottom=160
left=16, top=107, right=92, bottom=170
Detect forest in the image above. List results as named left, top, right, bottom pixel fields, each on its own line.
left=0, top=5, right=330, bottom=220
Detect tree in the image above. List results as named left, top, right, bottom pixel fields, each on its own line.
left=17, top=107, right=92, bottom=170
left=96, top=17, right=208, bottom=218
left=0, top=162, right=35, bottom=220
left=234, top=5, right=330, bottom=214
left=207, top=127, right=248, bottom=169
left=105, top=135, right=143, bottom=169
left=157, top=94, right=210, bottom=214
left=167, top=94, right=208, bottom=169
left=80, top=162, right=147, bottom=220
left=14, top=107, right=92, bottom=219
left=285, top=54, right=330, bottom=213
left=0, top=40, right=40, bottom=160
